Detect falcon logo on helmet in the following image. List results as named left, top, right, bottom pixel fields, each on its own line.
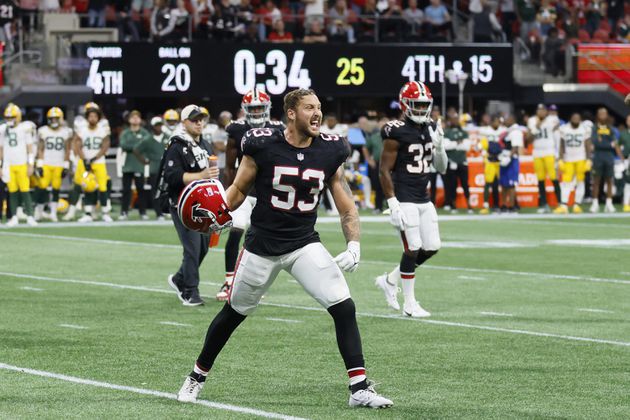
left=177, top=179, right=232, bottom=233
left=242, top=89, right=271, bottom=128
left=399, top=81, right=433, bottom=125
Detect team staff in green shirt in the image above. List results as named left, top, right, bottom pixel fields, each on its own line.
left=134, top=116, right=169, bottom=219
left=619, top=114, right=630, bottom=212
left=119, top=110, right=152, bottom=220
left=443, top=113, right=472, bottom=212
left=360, top=116, right=384, bottom=213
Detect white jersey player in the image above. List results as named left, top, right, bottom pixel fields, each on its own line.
left=555, top=113, right=592, bottom=214
left=35, top=107, right=73, bottom=221
left=527, top=104, right=562, bottom=212
left=0, top=103, right=38, bottom=226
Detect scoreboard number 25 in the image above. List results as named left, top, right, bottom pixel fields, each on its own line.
left=336, top=57, right=365, bottom=86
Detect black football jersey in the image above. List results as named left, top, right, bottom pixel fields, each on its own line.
left=380, top=118, right=436, bottom=204
left=226, top=120, right=286, bottom=161
left=241, top=128, right=350, bottom=256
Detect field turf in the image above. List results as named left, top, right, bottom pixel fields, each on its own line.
left=1, top=213, right=629, bottom=419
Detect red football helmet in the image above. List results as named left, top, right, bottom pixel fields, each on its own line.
left=242, top=88, right=271, bottom=128
left=399, top=81, right=433, bottom=125
left=177, top=179, right=232, bottom=233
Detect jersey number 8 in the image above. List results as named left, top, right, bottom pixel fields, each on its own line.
left=406, top=143, right=433, bottom=174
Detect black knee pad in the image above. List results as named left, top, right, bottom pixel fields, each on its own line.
left=416, top=249, right=438, bottom=267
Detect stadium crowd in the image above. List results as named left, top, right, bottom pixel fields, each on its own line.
left=1, top=99, right=630, bottom=227
left=15, top=0, right=630, bottom=44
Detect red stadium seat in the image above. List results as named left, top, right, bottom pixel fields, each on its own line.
left=578, top=29, right=591, bottom=43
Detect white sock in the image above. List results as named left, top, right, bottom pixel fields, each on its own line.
left=400, top=272, right=416, bottom=304
left=348, top=367, right=366, bottom=386
left=225, top=272, right=234, bottom=285
left=624, top=184, right=630, bottom=206
left=50, top=202, right=58, bottom=217
left=592, top=198, right=599, bottom=207
left=387, top=266, right=400, bottom=287
left=560, top=182, right=571, bottom=205
left=575, top=182, right=585, bottom=204
left=193, top=362, right=209, bottom=377
left=35, top=204, right=44, bottom=214
left=606, top=197, right=613, bottom=206
left=84, top=205, right=93, bottom=214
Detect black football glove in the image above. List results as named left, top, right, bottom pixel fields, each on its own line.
left=36, top=167, right=44, bottom=177
left=84, top=159, right=92, bottom=172
left=61, top=168, right=68, bottom=178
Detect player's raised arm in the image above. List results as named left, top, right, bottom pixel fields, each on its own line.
left=226, top=154, right=257, bottom=211
left=429, top=119, right=447, bottom=174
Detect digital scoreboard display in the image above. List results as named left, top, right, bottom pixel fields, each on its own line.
left=82, top=43, right=513, bottom=98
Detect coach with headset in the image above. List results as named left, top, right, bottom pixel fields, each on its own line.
left=159, top=105, right=217, bottom=307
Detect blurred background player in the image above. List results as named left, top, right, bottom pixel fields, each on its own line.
left=66, top=102, right=110, bottom=220
left=590, top=107, right=623, bottom=213
left=554, top=112, right=592, bottom=214
left=376, top=81, right=447, bottom=318
left=500, top=115, right=524, bottom=212
left=34, top=107, right=73, bottom=222
left=527, top=104, right=561, bottom=213
left=320, top=113, right=349, bottom=215
left=0, top=103, right=37, bottom=227
left=72, top=105, right=112, bottom=222
left=620, top=115, right=630, bottom=212
left=134, top=116, right=169, bottom=219
left=359, top=115, right=384, bottom=213
left=119, top=110, right=152, bottom=220
left=479, top=114, right=506, bottom=214
left=162, top=109, right=181, bottom=138
left=219, top=89, right=284, bottom=301
left=201, top=108, right=229, bottom=183
left=443, top=112, right=472, bottom=213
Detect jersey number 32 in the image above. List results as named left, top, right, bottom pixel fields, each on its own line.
left=406, top=143, right=433, bottom=174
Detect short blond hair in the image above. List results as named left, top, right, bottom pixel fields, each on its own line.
left=283, top=89, right=317, bottom=114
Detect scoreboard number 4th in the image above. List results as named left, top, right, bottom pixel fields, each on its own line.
left=336, top=57, right=365, bottom=86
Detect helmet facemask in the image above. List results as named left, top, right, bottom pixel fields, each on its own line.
left=403, top=98, right=433, bottom=125
left=48, top=117, right=60, bottom=129
left=243, top=103, right=270, bottom=128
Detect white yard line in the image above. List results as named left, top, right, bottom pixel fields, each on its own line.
left=479, top=312, right=514, bottom=317
left=578, top=308, right=615, bottom=314
left=20, top=286, right=44, bottom=291
left=265, top=317, right=303, bottom=324
left=457, top=275, right=487, bottom=281
left=4, top=271, right=626, bottom=348
left=159, top=321, right=193, bottom=327
left=0, top=362, right=308, bottom=420
left=58, top=324, right=88, bottom=330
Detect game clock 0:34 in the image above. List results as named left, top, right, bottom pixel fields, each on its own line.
left=81, top=43, right=513, bottom=98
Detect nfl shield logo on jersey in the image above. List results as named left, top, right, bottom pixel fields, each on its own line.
left=297, top=153, right=304, bottom=161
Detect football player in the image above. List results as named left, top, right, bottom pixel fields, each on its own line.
left=375, top=81, right=447, bottom=318
left=177, top=88, right=392, bottom=409
left=554, top=112, right=592, bottom=214
left=479, top=115, right=507, bottom=214
left=620, top=114, right=630, bottom=212
left=216, top=89, right=285, bottom=301
left=65, top=102, right=111, bottom=220
left=71, top=104, right=112, bottom=222
left=0, top=104, right=37, bottom=226
left=34, top=107, right=73, bottom=222
left=527, top=104, right=562, bottom=213
left=162, top=109, right=181, bottom=138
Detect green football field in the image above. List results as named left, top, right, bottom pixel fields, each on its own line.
left=1, top=213, right=629, bottom=419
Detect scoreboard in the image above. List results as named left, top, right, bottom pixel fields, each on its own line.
left=81, top=43, right=513, bottom=98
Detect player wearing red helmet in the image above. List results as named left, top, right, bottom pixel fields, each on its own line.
left=177, top=88, right=392, bottom=409
left=217, top=89, right=285, bottom=301
left=375, top=81, right=448, bottom=318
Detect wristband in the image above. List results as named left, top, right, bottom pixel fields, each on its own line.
left=347, top=241, right=360, bottom=254
left=27, top=155, right=35, bottom=165
left=36, top=159, right=44, bottom=168
left=63, top=161, right=70, bottom=169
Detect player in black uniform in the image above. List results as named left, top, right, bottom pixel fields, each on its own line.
left=375, top=81, right=447, bottom=318
left=217, top=89, right=285, bottom=301
left=177, top=89, right=393, bottom=409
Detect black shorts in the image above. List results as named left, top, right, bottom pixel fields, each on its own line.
left=592, top=156, right=614, bottom=178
